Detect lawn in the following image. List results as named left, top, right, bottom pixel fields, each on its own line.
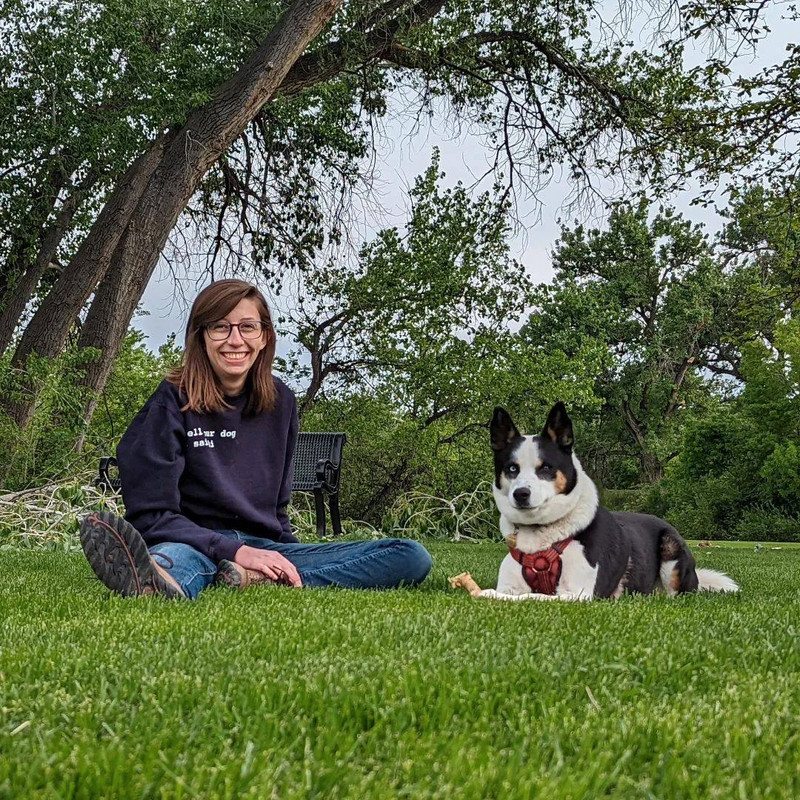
left=1, top=542, right=798, bottom=799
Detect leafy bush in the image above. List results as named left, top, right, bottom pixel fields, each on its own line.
left=731, top=506, right=800, bottom=543
left=654, top=326, right=800, bottom=543
left=84, top=330, right=182, bottom=456
left=0, top=350, right=99, bottom=490
left=760, top=442, right=800, bottom=514
left=0, top=331, right=181, bottom=492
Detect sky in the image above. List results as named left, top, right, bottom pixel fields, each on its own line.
left=134, top=3, right=794, bottom=353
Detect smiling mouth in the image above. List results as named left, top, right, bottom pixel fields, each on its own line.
left=221, top=352, right=248, bottom=361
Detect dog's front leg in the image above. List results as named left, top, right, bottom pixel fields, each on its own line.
left=478, top=589, right=557, bottom=601
left=478, top=589, right=590, bottom=602
left=493, top=554, right=530, bottom=596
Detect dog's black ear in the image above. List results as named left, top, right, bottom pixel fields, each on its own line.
left=491, top=407, right=520, bottom=451
left=542, top=402, right=574, bottom=451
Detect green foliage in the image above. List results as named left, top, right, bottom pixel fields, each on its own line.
left=282, top=156, right=603, bottom=521
left=301, top=395, right=441, bottom=523
left=0, top=349, right=98, bottom=489
left=659, top=319, right=800, bottom=541
left=682, top=5, right=800, bottom=192
left=760, top=443, right=800, bottom=513
left=731, top=506, right=800, bottom=544
left=527, top=198, right=788, bottom=488
left=0, top=329, right=179, bottom=490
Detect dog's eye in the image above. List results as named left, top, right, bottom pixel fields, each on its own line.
left=538, top=463, right=553, bottom=475
left=507, top=464, right=519, bottom=476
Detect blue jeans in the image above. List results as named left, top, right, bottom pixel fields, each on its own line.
left=149, top=531, right=433, bottom=599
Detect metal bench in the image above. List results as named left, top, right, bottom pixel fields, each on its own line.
left=95, top=431, right=347, bottom=538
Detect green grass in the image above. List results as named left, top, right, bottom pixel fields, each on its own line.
left=1, top=542, right=799, bottom=799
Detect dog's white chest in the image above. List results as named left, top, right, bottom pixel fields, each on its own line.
left=494, top=540, right=598, bottom=599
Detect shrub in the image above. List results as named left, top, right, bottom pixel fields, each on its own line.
left=0, top=350, right=99, bottom=490
left=732, top=506, right=800, bottom=543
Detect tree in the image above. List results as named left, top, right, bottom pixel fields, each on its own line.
left=527, top=201, right=747, bottom=483
left=3, top=0, right=347, bottom=426
left=676, top=2, right=800, bottom=197
left=3, top=0, right=737, bottom=431
left=279, top=154, right=604, bottom=516
left=661, top=317, right=800, bottom=542
left=281, top=151, right=525, bottom=412
left=718, top=179, right=800, bottom=334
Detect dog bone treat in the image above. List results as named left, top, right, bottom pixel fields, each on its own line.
left=448, top=572, right=482, bottom=596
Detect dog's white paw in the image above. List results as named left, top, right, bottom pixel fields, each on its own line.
left=478, top=589, right=533, bottom=601
left=515, top=591, right=560, bottom=602
left=555, top=591, right=592, bottom=602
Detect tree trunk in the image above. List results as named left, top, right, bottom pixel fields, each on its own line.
left=640, top=452, right=663, bottom=484
left=299, top=348, right=326, bottom=418
left=9, top=138, right=169, bottom=373
left=620, top=400, right=664, bottom=483
left=0, top=158, right=75, bottom=353
left=0, top=181, right=94, bottom=354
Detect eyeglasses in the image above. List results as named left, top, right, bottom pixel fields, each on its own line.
left=205, top=320, right=267, bottom=340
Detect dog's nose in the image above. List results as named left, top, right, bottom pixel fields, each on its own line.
left=513, top=487, right=531, bottom=506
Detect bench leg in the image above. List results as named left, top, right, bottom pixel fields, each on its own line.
left=329, top=492, right=343, bottom=537
left=313, top=490, right=326, bottom=538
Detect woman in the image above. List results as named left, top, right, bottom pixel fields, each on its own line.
left=80, top=279, right=432, bottom=599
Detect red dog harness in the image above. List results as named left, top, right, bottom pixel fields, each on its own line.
left=508, top=537, right=573, bottom=595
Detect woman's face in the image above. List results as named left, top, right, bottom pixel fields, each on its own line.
left=203, top=297, right=267, bottom=395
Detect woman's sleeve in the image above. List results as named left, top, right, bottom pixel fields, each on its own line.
left=276, top=392, right=299, bottom=542
left=116, top=391, right=243, bottom=564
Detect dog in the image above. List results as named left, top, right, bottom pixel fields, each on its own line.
left=481, top=402, right=739, bottom=601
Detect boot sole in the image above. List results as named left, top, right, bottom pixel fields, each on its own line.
left=80, top=510, right=183, bottom=599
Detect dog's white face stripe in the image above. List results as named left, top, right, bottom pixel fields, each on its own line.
left=499, top=437, right=554, bottom=506
left=493, top=436, right=580, bottom=526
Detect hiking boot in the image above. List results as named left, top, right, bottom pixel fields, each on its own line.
left=214, top=559, right=277, bottom=589
left=80, top=510, right=185, bottom=599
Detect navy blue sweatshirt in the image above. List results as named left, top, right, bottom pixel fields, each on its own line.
left=117, top=378, right=298, bottom=564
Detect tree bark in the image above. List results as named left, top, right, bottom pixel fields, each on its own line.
left=621, top=400, right=664, bottom=483
left=9, top=139, right=169, bottom=370
left=0, top=177, right=97, bottom=354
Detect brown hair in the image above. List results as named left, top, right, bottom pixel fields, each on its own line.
left=167, top=279, right=277, bottom=414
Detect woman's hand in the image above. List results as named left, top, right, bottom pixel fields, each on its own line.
left=234, top=545, right=303, bottom=587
